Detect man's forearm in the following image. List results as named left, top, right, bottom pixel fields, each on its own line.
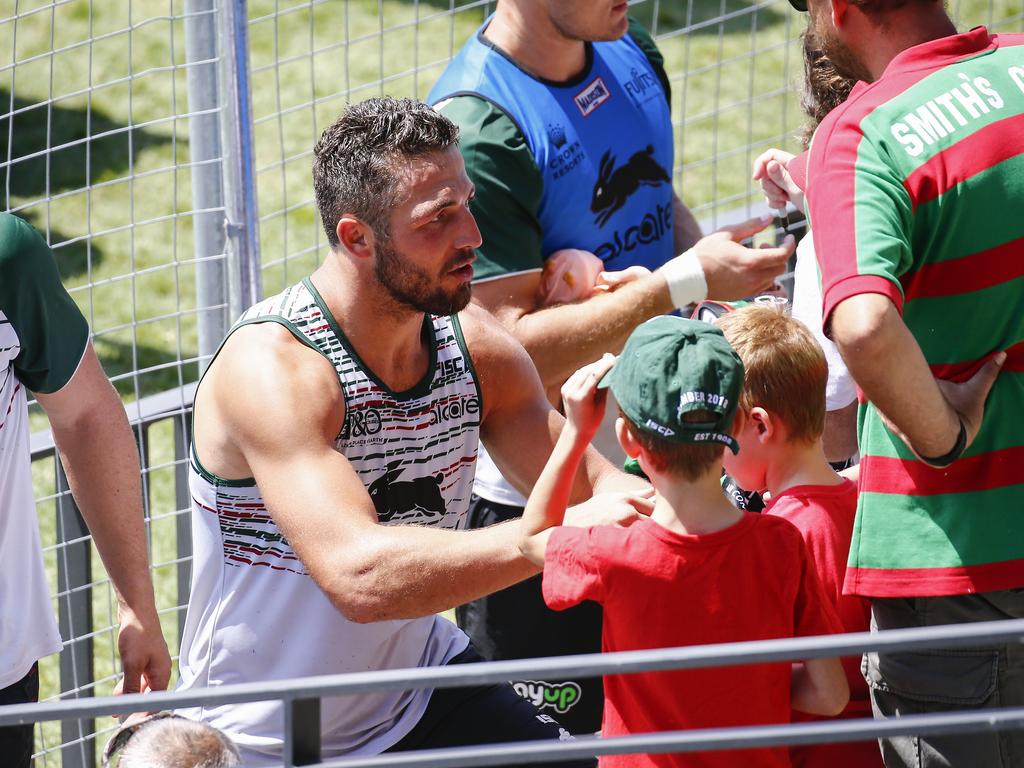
left=511, top=275, right=675, bottom=388
left=832, top=294, right=960, bottom=458
left=51, top=398, right=158, bottom=615
left=324, top=519, right=539, bottom=623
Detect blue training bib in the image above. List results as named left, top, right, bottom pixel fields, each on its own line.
left=429, top=23, right=676, bottom=272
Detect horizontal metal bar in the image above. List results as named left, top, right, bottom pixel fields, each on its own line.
left=321, top=708, right=1024, bottom=768
left=31, top=383, right=196, bottom=458
left=1, top=619, right=1021, bottom=727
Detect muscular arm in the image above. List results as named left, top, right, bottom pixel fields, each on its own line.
left=461, top=304, right=644, bottom=499
left=473, top=270, right=675, bottom=389
left=211, top=324, right=543, bottom=623
left=36, top=344, right=171, bottom=694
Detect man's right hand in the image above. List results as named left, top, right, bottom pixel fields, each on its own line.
left=752, top=148, right=804, bottom=213
left=689, top=214, right=795, bottom=301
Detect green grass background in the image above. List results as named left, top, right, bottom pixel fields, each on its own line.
left=3, top=0, right=1021, bottom=763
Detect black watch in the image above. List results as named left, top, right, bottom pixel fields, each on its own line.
left=919, top=419, right=967, bottom=468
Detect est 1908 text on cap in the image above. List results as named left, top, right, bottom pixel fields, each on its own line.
left=598, top=316, right=745, bottom=454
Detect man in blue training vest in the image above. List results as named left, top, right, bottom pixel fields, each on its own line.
left=429, top=0, right=795, bottom=734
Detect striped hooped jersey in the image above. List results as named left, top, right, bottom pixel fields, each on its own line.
left=177, top=278, right=478, bottom=764
left=807, top=27, right=1024, bottom=597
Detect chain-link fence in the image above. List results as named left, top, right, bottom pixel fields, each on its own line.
left=3, top=0, right=1022, bottom=764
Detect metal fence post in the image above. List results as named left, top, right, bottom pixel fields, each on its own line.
left=55, top=460, right=94, bottom=768
left=285, top=697, right=322, bottom=767
left=219, top=0, right=263, bottom=316
left=173, top=413, right=193, bottom=647
left=185, top=0, right=230, bottom=371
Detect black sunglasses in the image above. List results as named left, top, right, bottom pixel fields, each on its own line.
left=102, top=712, right=187, bottom=767
left=789, top=0, right=808, bottom=10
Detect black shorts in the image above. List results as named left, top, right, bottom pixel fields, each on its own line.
left=0, top=663, right=38, bottom=768
left=387, top=645, right=594, bottom=767
left=456, top=495, right=604, bottom=735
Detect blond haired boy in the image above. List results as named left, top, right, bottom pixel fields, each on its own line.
left=519, top=316, right=848, bottom=768
left=717, top=305, right=880, bottom=768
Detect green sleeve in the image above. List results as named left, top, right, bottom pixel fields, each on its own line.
left=627, top=17, right=671, bottom=110
left=436, top=96, right=545, bottom=282
left=0, top=214, right=89, bottom=393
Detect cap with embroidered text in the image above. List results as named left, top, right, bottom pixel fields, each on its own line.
left=598, top=316, right=744, bottom=454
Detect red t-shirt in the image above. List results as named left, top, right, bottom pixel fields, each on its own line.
left=543, top=513, right=842, bottom=768
left=766, top=481, right=882, bottom=768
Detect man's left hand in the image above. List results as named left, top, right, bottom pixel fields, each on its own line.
left=113, top=605, right=171, bottom=697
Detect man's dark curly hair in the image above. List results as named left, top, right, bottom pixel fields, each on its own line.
left=800, top=33, right=856, bottom=149
left=312, top=97, right=460, bottom=247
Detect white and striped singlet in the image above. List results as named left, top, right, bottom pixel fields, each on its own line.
left=177, top=278, right=480, bottom=765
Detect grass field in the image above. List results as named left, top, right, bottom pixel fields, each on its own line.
left=4, top=0, right=1022, bottom=763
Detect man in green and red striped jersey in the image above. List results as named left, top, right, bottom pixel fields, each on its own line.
left=791, top=0, right=1024, bottom=765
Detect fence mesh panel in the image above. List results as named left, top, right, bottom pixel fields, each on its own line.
left=2, top=0, right=1021, bottom=763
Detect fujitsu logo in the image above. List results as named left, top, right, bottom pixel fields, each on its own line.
left=574, top=77, right=610, bottom=117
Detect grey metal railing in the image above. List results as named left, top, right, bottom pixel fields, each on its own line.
left=3, top=620, right=1023, bottom=767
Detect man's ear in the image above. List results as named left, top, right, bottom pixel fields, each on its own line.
left=336, top=216, right=375, bottom=259
left=830, top=0, right=850, bottom=28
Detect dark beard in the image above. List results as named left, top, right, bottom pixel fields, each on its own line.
left=813, top=17, right=874, bottom=83
left=374, top=238, right=473, bottom=316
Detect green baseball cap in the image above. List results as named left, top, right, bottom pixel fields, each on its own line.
left=598, top=316, right=744, bottom=454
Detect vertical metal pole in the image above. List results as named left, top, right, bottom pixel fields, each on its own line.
left=219, top=0, right=263, bottom=316
left=55, top=460, right=94, bottom=768
left=173, top=413, right=193, bottom=647
left=185, top=0, right=230, bottom=371
left=284, top=697, right=321, bottom=767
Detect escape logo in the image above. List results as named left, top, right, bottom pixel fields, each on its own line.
left=512, top=680, right=582, bottom=714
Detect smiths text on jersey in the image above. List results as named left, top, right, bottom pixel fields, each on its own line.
left=575, top=77, right=611, bottom=117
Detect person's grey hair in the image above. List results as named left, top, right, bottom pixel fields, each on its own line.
left=117, top=717, right=241, bottom=768
left=312, top=96, right=460, bottom=247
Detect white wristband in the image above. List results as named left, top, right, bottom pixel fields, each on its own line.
left=659, top=249, right=708, bottom=309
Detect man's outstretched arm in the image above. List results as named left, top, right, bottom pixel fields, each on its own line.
left=216, top=324, right=644, bottom=625
left=475, top=215, right=794, bottom=389
left=36, top=344, right=171, bottom=695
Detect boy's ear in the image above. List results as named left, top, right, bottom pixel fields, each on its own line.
left=748, top=406, right=776, bottom=444
left=615, top=417, right=642, bottom=459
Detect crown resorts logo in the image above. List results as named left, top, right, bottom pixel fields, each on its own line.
left=547, top=123, right=584, bottom=180
left=547, top=123, right=567, bottom=149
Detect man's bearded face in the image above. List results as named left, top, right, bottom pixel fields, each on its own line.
left=809, top=4, right=875, bottom=83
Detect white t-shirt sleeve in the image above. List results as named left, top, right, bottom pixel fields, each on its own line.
left=790, top=235, right=857, bottom=412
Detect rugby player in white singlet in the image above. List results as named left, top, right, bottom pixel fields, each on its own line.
left=176, top=97, right=651, bottom=767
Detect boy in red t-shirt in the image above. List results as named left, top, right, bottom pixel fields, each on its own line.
left=518, top=316, right=848, bottom=768
left=717, top=306, right=881, bottom=768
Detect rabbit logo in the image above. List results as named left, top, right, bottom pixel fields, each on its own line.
left=368, top=460, right=447, bottom=524
left=591, top=145, right=670, bottom=227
